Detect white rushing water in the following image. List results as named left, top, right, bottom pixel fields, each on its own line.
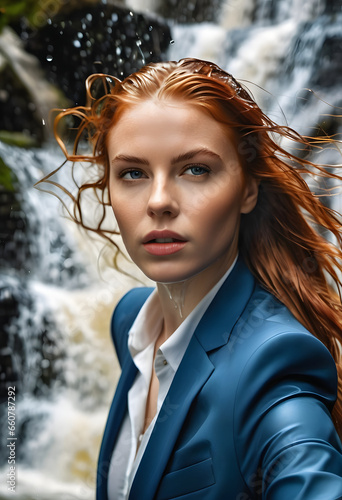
left=0, top=141, right=148, bottom=499
left=1, top=0, right=341, bottom=497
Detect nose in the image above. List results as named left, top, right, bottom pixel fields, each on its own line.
left=147, top=175, right=179, bottom=218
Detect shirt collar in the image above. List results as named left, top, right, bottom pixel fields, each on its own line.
left=128, top=255, right=238, bottom=372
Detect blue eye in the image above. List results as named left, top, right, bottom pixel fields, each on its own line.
left=185, top=166, right=209, bottom=176
left=121, top=170, right=145, bottom=180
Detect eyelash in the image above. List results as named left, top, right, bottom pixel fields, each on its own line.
left=118, top=164, right=211, bottom=180
left=183, top=165, right=210, bottom=176
left=119, top=169, right=146, bottom=180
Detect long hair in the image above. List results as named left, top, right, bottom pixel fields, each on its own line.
left=38, top=58, right=342, bottom=433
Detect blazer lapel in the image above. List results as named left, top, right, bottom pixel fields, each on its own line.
left=130, top=258, right=256, bottom=500
left=97, top=356, right=137, bottom=500
left=195, top=257, right=255, bottom=352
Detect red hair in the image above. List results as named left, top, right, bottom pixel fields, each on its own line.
left=38, top=58, right=342, bottom=433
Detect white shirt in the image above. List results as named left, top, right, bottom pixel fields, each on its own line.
left=107, top=257, right=238, bottom=500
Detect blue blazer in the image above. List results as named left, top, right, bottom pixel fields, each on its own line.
left=97, top=258, right=342, bottom=499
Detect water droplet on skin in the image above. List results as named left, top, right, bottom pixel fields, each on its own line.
left=161, top=283, right=187, bottom=319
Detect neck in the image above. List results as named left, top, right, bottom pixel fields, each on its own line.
left=156, top=253, right=237, bottom=341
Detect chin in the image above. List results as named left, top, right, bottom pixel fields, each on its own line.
left=140, top=262, right=207, bottom=285
left=139, top=265, right=194, bottom=285
left=144, top=273, right=191, bottom=285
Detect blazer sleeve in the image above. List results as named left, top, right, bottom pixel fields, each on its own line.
left=234, top=331, right=342, bottom=499
left=110, top=287, right=154, bottom=367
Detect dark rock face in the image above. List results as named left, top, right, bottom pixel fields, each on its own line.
left=0, top=278, right=64, bottom=400
left=0, top=2, right=171, bottom=141
left=313, top=32, right=342, bottom=88
left=157, top=0, right=223, bottom=24
left=16, top=3, right=172, bottom=106
left=0, top=159, right=30, bottom=274
left=0, top=284, right=21, bottom=404
left=0, top=66, right=43, bottom=142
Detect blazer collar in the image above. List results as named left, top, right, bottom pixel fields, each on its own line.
left=130, top=258, right=256, bottom=499
left=195, top=256, right=255, bottom=352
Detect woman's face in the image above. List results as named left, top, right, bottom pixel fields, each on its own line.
left=108, top=100, right=258, bottom=284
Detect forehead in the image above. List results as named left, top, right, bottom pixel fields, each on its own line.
left=107, top=99, right=237, bottom=154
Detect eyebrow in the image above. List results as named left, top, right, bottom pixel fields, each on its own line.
left=111, top=154, right=149, bottom=166
left=111, top=148, right=222, bottom=167
left=171, top=148, right=222, bottom=164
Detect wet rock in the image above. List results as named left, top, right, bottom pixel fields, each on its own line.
left=0, top=156, right=32, bottom=275
left=156, top=0, right=223, bottom=24
left=0, top=285, right=20, bottom=404
left=0, top=131, right=39, bottom=148
left=324, top=0, right=342, bottom=14
left=0, top=279, right=65, bottom=402
left=17, top=2, right=172, bottom=106
left=0, top=27, right=68, bottom=144
left=313, top=30, right=342, bottom=88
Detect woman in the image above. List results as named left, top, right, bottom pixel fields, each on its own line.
left=44, top=58, right=342, bottom=499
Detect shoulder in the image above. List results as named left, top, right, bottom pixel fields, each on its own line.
left=231, top=284, right=330, bottom=356
left=230, top=286, right=342, bottom=491
left=232, top=284, right=338, bottom=402
left=110, top=287, right=154, bottom=366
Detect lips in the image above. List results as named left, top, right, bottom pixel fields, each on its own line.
left=143, top=230, right=187, bottom=255
left=142, top=230, right=187, bottom=244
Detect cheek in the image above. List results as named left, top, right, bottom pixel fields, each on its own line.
left=203, top=199, right=241, bottom=237
left=182, top=175, right=243, bottom=223
left=112, top=207, right=133, bottom=236
left=110, top=193, right=131, bottom=236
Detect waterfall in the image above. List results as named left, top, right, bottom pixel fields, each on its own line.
left=1, top=0, right=341, bottom=497
left=0, top=141, right=145, bottom=499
